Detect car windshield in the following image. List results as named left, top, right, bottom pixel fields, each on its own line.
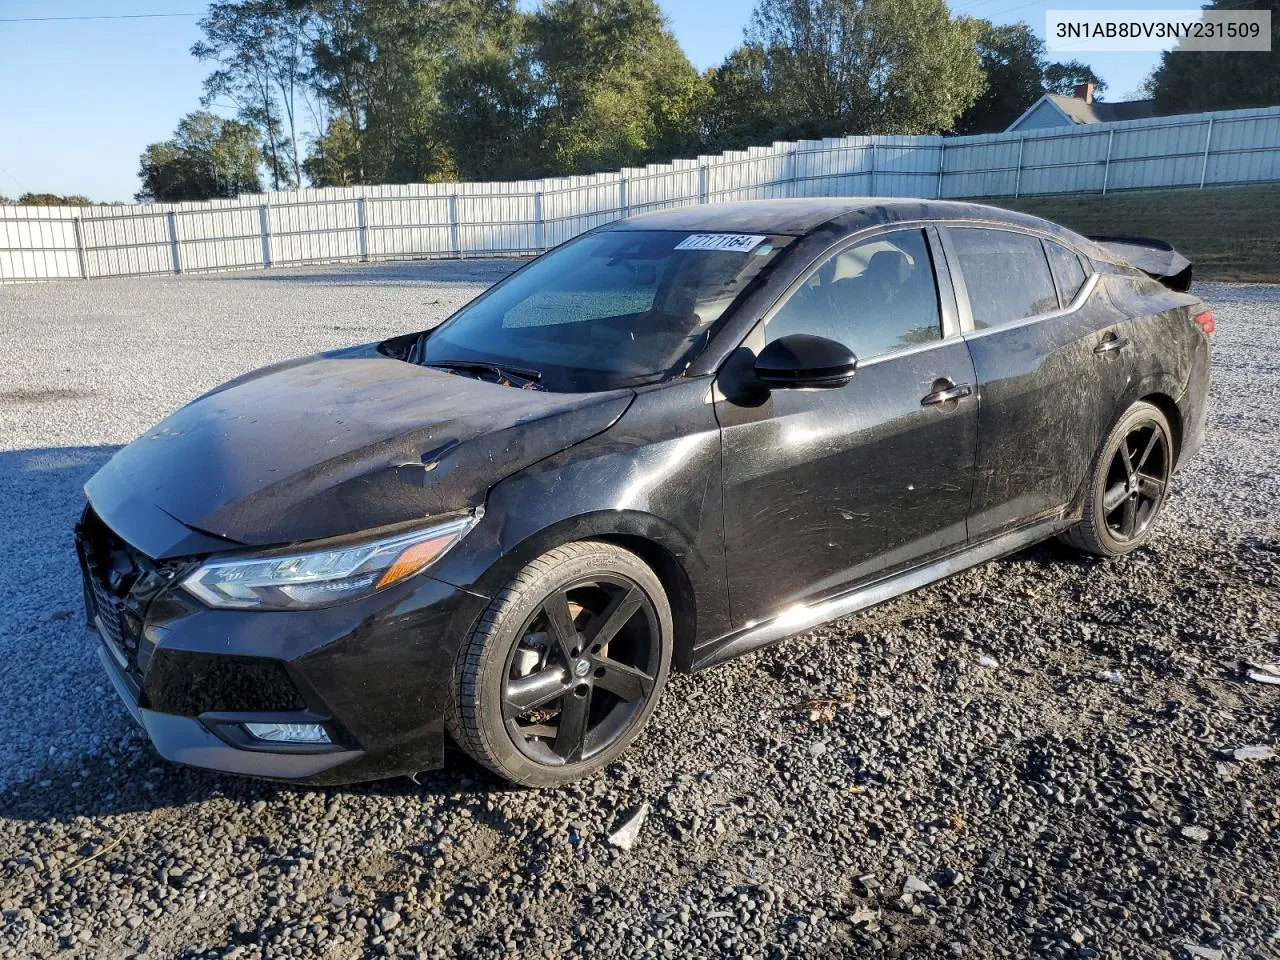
left=415, top=229, right=793, bottom=391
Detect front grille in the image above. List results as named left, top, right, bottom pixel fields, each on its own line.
left=88, top=569, right=138, bottom=664
left=77, top=506, right=159, bottom=680
left=76, top=506, right=311, bottom=720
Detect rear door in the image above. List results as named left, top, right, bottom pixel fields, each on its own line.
left=942, top=226, right=1133, bottom=539
left=715, top=226, right=979, bottom=626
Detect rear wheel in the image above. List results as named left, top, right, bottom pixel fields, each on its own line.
left=446, top=541, right=672, bottom=787
left=1060, top=400, right=1174, bottom=557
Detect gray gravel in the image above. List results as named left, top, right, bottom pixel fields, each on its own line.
left=1, top=264, right=1277, bottom=960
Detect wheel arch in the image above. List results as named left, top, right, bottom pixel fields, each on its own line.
left=1068, top=383, right=1184, bottom=519
left=592, top=532, right=699, bottom=673
left=464, top=510, right=710, bottom=674
left=1137, top=391, right=1184, bottom=464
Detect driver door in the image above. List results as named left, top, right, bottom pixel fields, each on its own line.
left=714, top=227, right=980, bottom=627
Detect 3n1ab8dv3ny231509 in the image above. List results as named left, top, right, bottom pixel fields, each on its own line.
left=77, top=198, right=1212, bottom=787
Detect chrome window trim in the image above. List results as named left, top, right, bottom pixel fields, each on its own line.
left=962, top=272, right=1098, bottom=341
left=750, top=221, right=956, bottom=365
left=1041, top=235, right=1092, bottom=308
left=941, top=222, right=1096, bottom=337
left=856, top=335, right=967, bottom=368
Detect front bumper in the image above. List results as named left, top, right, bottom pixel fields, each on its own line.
left=80, top=509, right=488, bottom=785
left=97, top=644, right=366, bottom=780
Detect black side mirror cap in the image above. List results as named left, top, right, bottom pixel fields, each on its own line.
left=754, top=334, right=857, bottom=389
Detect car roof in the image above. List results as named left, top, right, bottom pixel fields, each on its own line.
left=609, top=197, right=1074, bottom=241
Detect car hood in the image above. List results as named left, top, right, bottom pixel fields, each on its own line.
left=86, top=350, right=632, bottom=558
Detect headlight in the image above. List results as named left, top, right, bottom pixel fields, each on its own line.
left=181, top=513, right=478, bottom=611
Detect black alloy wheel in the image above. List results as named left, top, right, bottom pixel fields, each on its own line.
left=1101, top=420, right=1170, bottom=543
left=502, top=575, right=661, bottom=766
left=1060, top=400, right=1175, bottom=557
left=448, top=541, right=672, bottom=787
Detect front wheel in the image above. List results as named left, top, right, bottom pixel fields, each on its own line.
left=446, top=541, right=672, bottom=787
left=1060, top=400, right=1174, bottom=557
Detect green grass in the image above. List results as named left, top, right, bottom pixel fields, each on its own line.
left=972, top=184, right=1280, bottom=284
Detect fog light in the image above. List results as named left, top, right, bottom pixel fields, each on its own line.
left=243, top=721, right=331, bottom=744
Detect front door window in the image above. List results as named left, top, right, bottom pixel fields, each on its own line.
left=764, top=229, right=943, bottom=360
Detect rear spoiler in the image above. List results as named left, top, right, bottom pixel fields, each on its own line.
left=1088, top=235, right=1193, bottom=292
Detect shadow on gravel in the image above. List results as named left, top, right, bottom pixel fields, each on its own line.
left=0, top=740, right=504, bottom=824
left=0, top=445, right=120, bottom=598
left=0, top=445, right=126, bottom=793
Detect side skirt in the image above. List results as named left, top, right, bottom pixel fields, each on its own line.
left=690, top=514, right=1067, bottom=672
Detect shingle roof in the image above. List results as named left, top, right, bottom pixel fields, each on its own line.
left=1045, top=94, right=1157, bottom=125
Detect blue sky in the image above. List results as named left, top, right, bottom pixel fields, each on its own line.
left=0, top=0, right=1202, bottom=203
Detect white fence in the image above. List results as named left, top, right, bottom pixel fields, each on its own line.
left=3, top=105, right=1279, bottom=282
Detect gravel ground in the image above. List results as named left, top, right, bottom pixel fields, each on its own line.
left=0, top=263, right=1277, bottom=960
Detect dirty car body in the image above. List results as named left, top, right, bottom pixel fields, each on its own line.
left=78, top=199, right=1211, bottom=785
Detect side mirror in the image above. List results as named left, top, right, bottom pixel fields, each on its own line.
left=754, top=334, right=857, bottom=389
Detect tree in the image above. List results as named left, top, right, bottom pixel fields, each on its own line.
left=954, top=20, right=1046, bottom=134
left=302, top=115, right=361, bottom=187
left=136, top=112, right=263, bottom=202
left=530, top=0, right=709, bottom=175
left=434, top=2, right=541, bottom=181
left=194, top=0, right=311, bottom=190
left=1147, top=0, right=1279, bottom=113
left=15, top=193, right=93, bottom=206
left=740, top=0, right=985, bottom=140
left=304, top=0, right=492, bottom=185
left=436, top=47, right=539, bottom=181
left=702, top=47, right=778, bottom=152
left=1043, top=60, right=1108, bottom=98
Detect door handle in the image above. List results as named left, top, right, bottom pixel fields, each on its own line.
left=1094, top=335, right=1130, bottom=355
left=921, top=381, right=973, bottom=406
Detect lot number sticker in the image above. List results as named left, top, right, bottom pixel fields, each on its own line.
left=674, top=234, right=767, bottom=253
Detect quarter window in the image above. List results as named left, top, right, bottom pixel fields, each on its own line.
left=764, top=229, right=942, bottom=360
left=950, top=228, right=1059, bottom=329
left=1044, top=239, right=1089, bottom=305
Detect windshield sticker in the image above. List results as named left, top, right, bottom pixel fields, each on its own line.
left=674, top=233, right=767, bottom=253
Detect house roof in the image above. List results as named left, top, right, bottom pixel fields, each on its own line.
left=1008, top=94, right=1157, bottom=131
left=1047, top=94, right=1156, bottom=124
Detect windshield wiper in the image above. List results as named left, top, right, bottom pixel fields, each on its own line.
left=422, top=359, right=545, bottom=389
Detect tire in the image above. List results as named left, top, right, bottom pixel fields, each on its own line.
left=446, top=541, right=673, bottom=787
left=1059, top=400, right=1174, bottom=557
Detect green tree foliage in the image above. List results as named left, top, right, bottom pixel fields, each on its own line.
left=194, top=0, right=311, bottom=189
left=954, top=20, right=1046, bottom=134
left=1042, top=60, right=1108, bottom=98
left=14, top=193, right=93, bottom=206
left=302, top=115, right=362, bottom=186
left=136, top=112, right=264, bottom=202
left=302, top=0, right=522, bottom=185
left=302, top=0, right=706, bottom=184
left=735, top=0, right=985, bottom=140
left=530, top=0, right=708, bottom=174
left=1147, top=0, right=1279, bottom=113
left=157, top=0, right=1056, bottom=192
left=702, top=47, right=777, bottom=153
left=434, top=2, right=540, bottom=181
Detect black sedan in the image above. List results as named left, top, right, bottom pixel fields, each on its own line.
left=78, top=199, right=1213, bottom=787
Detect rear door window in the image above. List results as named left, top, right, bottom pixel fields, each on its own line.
left=1044, top=239, right=1089, bottom=305
left=949, top=228, right=1059, bottom=329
